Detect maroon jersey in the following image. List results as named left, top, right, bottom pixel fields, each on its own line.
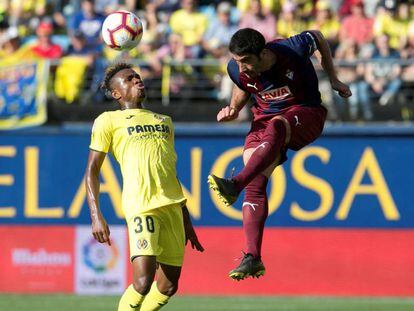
left=227, top=31, right=322, bottom=120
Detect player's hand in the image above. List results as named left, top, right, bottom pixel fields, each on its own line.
left=331, top=79, right=352, bottom=98
left=184, top=223, right=204, bottom=252
left=92, top=213, right=111, bottom=246
left=217, top=106, right=239, bottom=122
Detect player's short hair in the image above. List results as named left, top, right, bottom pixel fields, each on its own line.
left=229, top=28, right=266, bottom=57
left=101, top=62, right=133, bottom=95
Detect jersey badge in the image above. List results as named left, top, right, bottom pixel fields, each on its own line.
left=153, top=114, right=166, bottom=122
left=286, top=70, right=294, bottom=80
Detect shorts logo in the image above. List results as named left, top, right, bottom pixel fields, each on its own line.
left=137, top=239, right=148, bottom=250
left=294, top=115, right=301, bottom=126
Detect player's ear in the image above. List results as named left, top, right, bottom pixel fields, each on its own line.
left=111, top=89, right=121, bottom=100
left=259, top=49, right=266, bottom=60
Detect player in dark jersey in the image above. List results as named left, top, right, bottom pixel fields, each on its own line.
left=208, top=28, right=351, bottom=281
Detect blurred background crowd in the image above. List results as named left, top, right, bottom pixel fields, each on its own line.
left=1, top=0, right=414, bottom=123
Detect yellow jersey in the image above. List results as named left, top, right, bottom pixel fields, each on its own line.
left=89, top=108, right=186, bottom=220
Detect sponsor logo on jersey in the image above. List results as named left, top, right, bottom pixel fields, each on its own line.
left=258, top=86, right=292, bottom=102
left=127, top=124, right=170, bottom=135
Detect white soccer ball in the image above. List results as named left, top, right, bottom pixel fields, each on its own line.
left=101, top=10, right=143, bottom=51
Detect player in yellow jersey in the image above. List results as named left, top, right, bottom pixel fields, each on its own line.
left=85, top=63, right=204, bottom=311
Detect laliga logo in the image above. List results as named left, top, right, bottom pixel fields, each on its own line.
left=83, top=238, right=119, bottom=273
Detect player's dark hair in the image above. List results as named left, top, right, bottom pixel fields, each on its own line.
left=229, top=28, right=266, bottom=57
left=101, top=62, right=132, bottom=95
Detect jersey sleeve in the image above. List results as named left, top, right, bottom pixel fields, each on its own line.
left=227, top=60, right=246, bottom=91
left=281, top=31, right=318, bottom=58
left=89, top=112, right=112, bottom=153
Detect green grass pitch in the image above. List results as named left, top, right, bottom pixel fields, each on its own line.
left=1, top=295, right=414, bottom=311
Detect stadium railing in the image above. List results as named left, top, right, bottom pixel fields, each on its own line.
left=44, top=57, right=414, bottom=122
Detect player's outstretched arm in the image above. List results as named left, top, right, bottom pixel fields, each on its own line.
left=217, top=85, right=250, bottom=122
left=309, top=30, right=352, bottom=98
left=85, top=150, right=111, bottom=246
left=182, top=205, right=204, bottom=252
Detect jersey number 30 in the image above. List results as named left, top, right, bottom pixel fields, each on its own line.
left=134, top=216, right=155, bottom=233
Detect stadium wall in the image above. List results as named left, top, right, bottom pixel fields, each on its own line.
left=0, top=124, right=413, bottom=296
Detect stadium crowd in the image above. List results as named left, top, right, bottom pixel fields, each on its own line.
left=1, top=0, right=414, bottom=122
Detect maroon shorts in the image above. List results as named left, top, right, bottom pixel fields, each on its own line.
left=244, top=105, right=327, bottom=161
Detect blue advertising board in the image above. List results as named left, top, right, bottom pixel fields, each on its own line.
left=0, top=125, right=413, bottom=227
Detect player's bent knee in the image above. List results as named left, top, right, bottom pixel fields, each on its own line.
left=132, top=276, right=153, bottom=295
left=158, top=283, right=178, bottom=297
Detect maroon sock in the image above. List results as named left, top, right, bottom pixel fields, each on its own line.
left=242, top=174, right=268, bottom=258
left=233, top=119, right=286, bottom=191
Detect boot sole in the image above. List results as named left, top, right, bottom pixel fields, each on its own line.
left=229, top=269, right=266, bottom=281
left=207, top=175, right=236, bottom=206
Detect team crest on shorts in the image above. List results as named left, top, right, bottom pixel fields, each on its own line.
left=137, top=239, right=149, bottom=250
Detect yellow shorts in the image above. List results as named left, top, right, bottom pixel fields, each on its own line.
left=127, top=203, right=185, bottom=267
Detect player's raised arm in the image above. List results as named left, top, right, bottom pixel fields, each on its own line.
left=85, top=150, right=111, bottom=246
left=308, top=30, right=352, bottom=98
left=217, top=85, right=250, bottom=122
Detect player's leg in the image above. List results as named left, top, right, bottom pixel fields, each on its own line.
left=208, top=116, right=289, bottom=206
left=231, top=116, right=289, bottom=190
left=141, top=264, right=181, bottom=311
left=119, top=213, right=162, bottom=311
left=141, top=204, right=185, bottom=310
left=229, top=148, right=280, bottom=280
left=118, top=256, right=157, bottom=311
left=233, top=106, right=327, bottom=189
left=209, top=106, right=327, bottom=206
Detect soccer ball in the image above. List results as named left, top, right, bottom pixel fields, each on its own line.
left=101, top=10, right=143, bottom=51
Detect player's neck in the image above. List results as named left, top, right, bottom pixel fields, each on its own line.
left=120, top=102, right=143, bottom=110
left=260, top=50, right=277, bottom=73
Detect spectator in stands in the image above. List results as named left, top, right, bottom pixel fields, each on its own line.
left=334, top=40, right=366, bottom=120
left=141, top=2, right=167, bottom=48
left=339, top=0, right=374, bottom=50
left=30, top=20, right=63, bottom=59
left=151, top=33, right=194, bottom=93
left=94, top=0, right=120, bottom=15
left=237, top=0, right=276, bottom=16
left=399, top=23, right=414, bottom=120
left=169, top=0, right=208, bottom=57
left=54, top=31, right=96, bottom=103
left=66, top=30, right=98, bottom=60
left=374, top=1, right=411, bottom=50
left=401, top=23, right=414, bottom=82
left=359, top=34, right=402, bottom=116
left=277, top=1, right=307, bottom=38
left=202, top=1, right=238, bottom=58
left=8, top=0, right=47, bottom=36
left=201, top=2, right=239, bottom=110
left=152, top=0, right=181, bottom=14
left=239, top=0, right=276, bottom=42
left=0, top=26, right=21, bottom=59
left=69, top=0, right=105, bottom=51
left=308, top=0, right=340, bottom=50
